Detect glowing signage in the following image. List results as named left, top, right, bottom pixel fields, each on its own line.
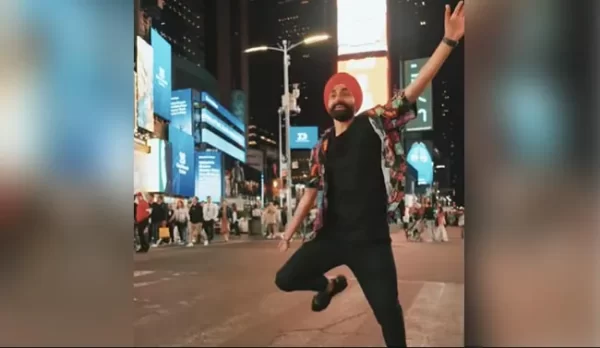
left=403, top=58, right=433, bottom=131
left=337, top=0, right=388, bottom=56
left=337, top=56, right=389, bottom=114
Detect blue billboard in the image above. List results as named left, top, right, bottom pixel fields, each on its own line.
left=201, top=108, right=245, bottom=147
left=168, top=126, right=195, bottom=197
left=202, top=128, right=246, bottom=163
left=201, top=92, right=245, bottom=132
left=406, top=142, right=434, bottom=186
left=151, top=29, right=172, bottom=121
left=170, top=89, right=193, bottom=135
left=290, top=126, right=319, bottom=149
left=195, top=151, right=223, bottom=203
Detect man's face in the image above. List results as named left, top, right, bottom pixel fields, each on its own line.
left=192, top=197, right=198, bottom=205
left=157, top=196, right=163, bottom=203
left=207, top=197, right=212, bottom=204
left=327, top=84, right=355, bottom=122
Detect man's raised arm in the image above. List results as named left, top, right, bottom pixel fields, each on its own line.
left=404, top=2, right=464, bottom=103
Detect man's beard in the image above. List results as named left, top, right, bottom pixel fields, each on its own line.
left=329, top=103, right=354, bottom=122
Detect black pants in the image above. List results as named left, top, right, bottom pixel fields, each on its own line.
left=136, top=220, right=150, bottom=252
left=169, top=222, right=175, bottom=241
left=231, top=221, right=240, bottom=235
left=204, top=220, right=215, bottom=241
left=275, top=238, right=407, bottom=347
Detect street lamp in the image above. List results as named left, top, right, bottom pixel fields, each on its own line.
left=244, top=34, right=330, bottom=226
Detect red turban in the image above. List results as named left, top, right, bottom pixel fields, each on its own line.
left=323, top=72, right=363, bottom=113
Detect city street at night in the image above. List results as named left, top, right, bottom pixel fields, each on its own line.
left=134, top=228, right=463, bottom=347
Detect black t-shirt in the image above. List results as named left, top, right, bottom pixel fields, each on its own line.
left=424, top=207, right=435, bottom=220
left=322, top=115, right=390, bottom=244
left=189, top=204, right=204, bottom=223
left=151, top=202, right=168, bottom=221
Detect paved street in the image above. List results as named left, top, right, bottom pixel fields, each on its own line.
left=134, top=227, right=464, bottom=347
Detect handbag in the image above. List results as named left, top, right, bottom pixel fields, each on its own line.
left=159, top=227, right=170, bottom=239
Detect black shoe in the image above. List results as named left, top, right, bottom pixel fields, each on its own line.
left=311, top=275, right=348, bottom=312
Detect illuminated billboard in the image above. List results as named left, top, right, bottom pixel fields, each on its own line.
left=337, top=56, right=389, bottom=114
left=403, top=58, right=433, bottom=131
left=337, top=0, right=387, bottom=56
left=407, top=141, right=434, bottom=186
left=136, top=36, right=154, bottom=132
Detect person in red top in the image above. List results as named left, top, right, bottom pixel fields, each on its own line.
left=135, top=192, right=151, bottom=253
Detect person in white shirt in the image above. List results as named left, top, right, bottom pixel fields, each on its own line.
left=262, top=202, right=279, bottom=239
left=203, top=196, right=219, bottom=242
left=170, top=199, right=191, bottom=246
left=458, top=208, right=465, bottom=239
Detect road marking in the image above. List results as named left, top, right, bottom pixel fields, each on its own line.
left=323, top=275, right=462, bottom=287
left=134, top=270, right=155, bottom=277
left=134, top=277, right=172, bottom=288
left=404, top=282, right=464, bottom=347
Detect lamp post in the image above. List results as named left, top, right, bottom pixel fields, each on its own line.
left=245, top=34, right=329, bottom=226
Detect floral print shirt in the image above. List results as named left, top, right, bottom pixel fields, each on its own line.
left=304, top=90, right=416, bottom=241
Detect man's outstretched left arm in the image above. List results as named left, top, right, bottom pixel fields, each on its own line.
left=365, top=2, right=464, bottom=127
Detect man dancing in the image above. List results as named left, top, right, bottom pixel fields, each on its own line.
left=273, top=3, right=464, bottom=347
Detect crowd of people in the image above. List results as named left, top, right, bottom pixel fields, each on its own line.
left=133, top=193, right=243, bottom=253
left=134, top=192, right=318, bottom=253
left=399, top=198, right=465, bottom=243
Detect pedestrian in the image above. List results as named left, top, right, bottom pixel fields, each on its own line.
left=203, top=196, right=218, bottom=242
left=135, top=192, right=151, bottom=253
left=189, top=197, right=208, bottom=246
left=231, top=203, right=241, bottom=236
left=421, top=200, right=436, bottom=242
left=219, top=200, right=231, bottom=242
left=434, top=207, right=449, bottom=242
left=273, top=4, right=464, bottom=346
left=150, top=195, right=168, bottom=246
left=262, top=202, right=279, bottom=239
left=167, top=203, right=176, bottom=244
left=170, top=199, right=190, bottom=246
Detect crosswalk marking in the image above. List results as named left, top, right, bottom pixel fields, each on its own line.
left=134, top=270, right=155, bottom=277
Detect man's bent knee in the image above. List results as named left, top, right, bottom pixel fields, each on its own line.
left=274, top=268, right=295, bottom=292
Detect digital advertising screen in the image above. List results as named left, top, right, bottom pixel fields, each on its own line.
left=403, top=58, right=433, bottom=131
left=168, top=126, right=195, bottom=197
left=136, top=36, right=154, bottom=132
left=195, top=151, right=223, bottom=203
left=151, top=29, right=172, bottom=121
left=337, top=57, right=389, bottom=114
left=201, top=108, right=245, bottom=147
left=406, top=141, right=434, bottom=186
left=145, top=138, right=169, bottom=192
left=336, top=0, right=387, bottom=56
left=290, top=126, right=319, bottom=150
left=201, top=92, right=245, bottom=133
left=201, top=128, right=246, bottom=163
left=170, top=89, right=193, bottom=135
left=134, top=71, right=137, bottom=130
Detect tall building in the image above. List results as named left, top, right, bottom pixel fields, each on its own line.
left=248, top=125, right=277, bottom=150
left=159, top=0, right=207, bottom=68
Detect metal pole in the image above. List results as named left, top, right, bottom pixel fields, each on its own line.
left=278, top=108, right=283, bottom=203
left=282, top=40, right=293, bottom=225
